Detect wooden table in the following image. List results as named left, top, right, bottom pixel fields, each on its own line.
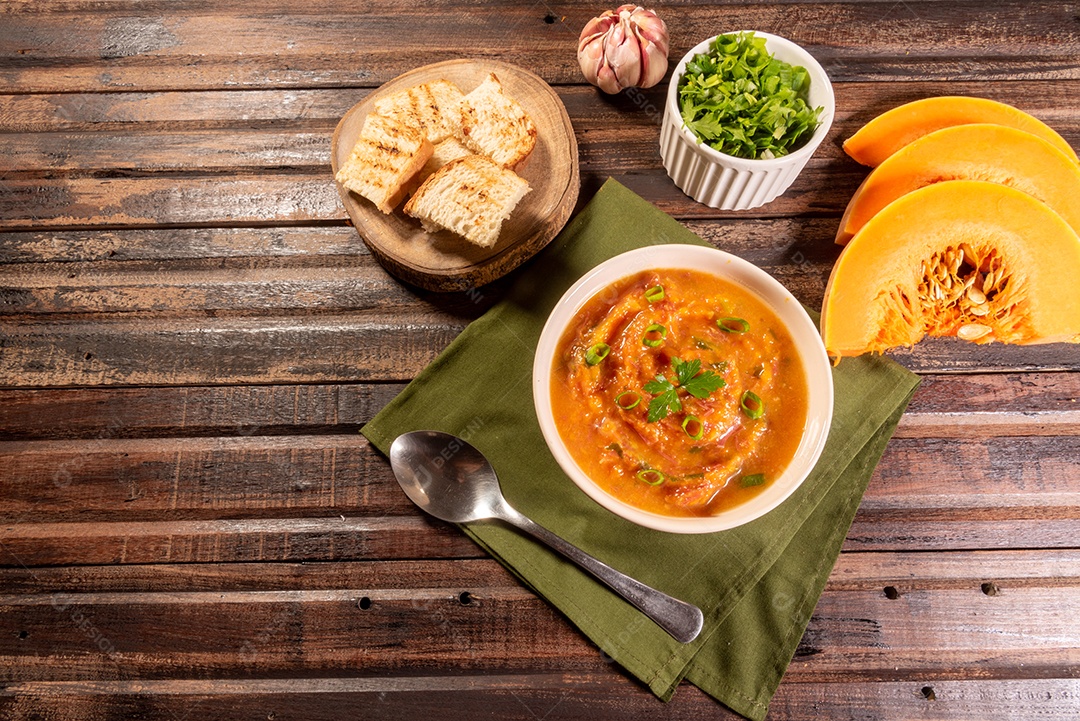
left=2, top=2, right=1078, bottom=718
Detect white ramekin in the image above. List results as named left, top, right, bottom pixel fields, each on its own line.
left=660, top=32, right=835, bottom=211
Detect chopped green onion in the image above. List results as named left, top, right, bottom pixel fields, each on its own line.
left=717, top=317, right=750, bottom=333
left=693, top=336, right=712, bottom=350
left=740, top=473, right=766, bottom=487
left=644, top=285, right=665, bottom=303
left=740, top=390, right=765, bottom=419
left=606, top=442, right=623, bottom=458
left=636, top=468, right=665, bottom=486
left=681, top=415, right=704, bottom=440
left=585, top=343, right=610, bottom=365
left=615, top=391, right=641, bottom=410
left=642, top=323, right=667, bottom=347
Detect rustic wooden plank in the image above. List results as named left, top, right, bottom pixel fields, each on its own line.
left=792, top=591, right=1080, bottom=681
left=0, top=175, right=344, bottom=230
left=865, top=436, right=1080, bottom=512
left=0, top=516, right=480, bottom=567
left=0, top=226, right=369, bottom=264
left=2, top=81, right=1077, bottom=151
left=4, top=315, right=1078, bottom=388
left=843, top=521, right=1080, bottom=553
left=0, top=0, right=1048, bottom=11
left=1, top=374, right=1077, bottom=442
left=0, top=384, right=405, bottom=440
left=7, top=509, right=1076, bottom=567
left=827, top=549, right=1080, bottom=591
left=0, top=559, right=516, bottom=594
left=0, top=168, right=860, bottom=230
left=0, top=554, right=1075, bottom=718
left=2, top=433, right=1077, bottom=526
left=0, top=262, right=435, bottom=316
left=895, top=373, right=1080, bottom=438
left=1, top=677, right=1079, bottom=721
left=0, top=550, right=1077, bottom=682
left=0, top=130, right=334, bottom=173
left=1, top=550, right=1077, bottom=595
left=770, top=679, right=1080, bottom=720
left=1, top=430, right=1078, bottom=564
left=1, top=3, right=1078, bottom=92
left=0, top=434, right=415, bottom=523
left=0, top=313, right=466, bottom=387
left=0, top=88, right=364, bottom=133
left=0, top=676, right=745, bottom=721
left=1, top=80, right=1076, bottom=228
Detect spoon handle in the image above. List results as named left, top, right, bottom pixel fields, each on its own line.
left=498, top=505, right=704, bottom=644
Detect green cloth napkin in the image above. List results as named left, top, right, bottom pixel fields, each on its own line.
left=362, top=180, right=919, bottom=720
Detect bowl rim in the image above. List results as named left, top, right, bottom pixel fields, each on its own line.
left=664, top=30, right=836, bottom=169
left=532, top=244, right=835, bottom=534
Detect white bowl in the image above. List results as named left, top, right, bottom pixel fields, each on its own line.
left=660, top=32, right=835, bottom=210
left=532, top=245, right=834, bottom=534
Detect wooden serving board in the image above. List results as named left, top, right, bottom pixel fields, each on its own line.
left=331, top=59, right=579, bottom=292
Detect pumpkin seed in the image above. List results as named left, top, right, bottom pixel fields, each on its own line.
left=968, top=304, right=990, bottom=317
left=966, top=286, right=987, bottom=305
left=957, top=323, right=992, bottom=341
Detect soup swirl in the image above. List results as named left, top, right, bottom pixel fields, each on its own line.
left=550, top=268, right=809, bottom=517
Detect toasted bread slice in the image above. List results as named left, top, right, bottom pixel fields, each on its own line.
left=373, top=79, right=465, bottom=145
left=404, top=155, right=531, bottom=248
left=458, top=73, right=537, bottom=170
left=416, top=137, right=474, bottom=185
left=335, top=113, right=433, bottom=214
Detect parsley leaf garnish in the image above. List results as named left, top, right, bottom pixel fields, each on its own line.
left=644, top=357, right=726, bottom=422
left=677, top=32, right=822, bottom=160
left=644, top=375, right=679, bottom=422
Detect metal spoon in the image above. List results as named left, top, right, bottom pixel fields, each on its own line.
left=389, top=430, right=704, bottom=644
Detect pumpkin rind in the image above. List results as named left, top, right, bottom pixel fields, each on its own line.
left=822, top=180, right=1080, bottom=359
left=836, top=124, right=1080, bottom=244
left=843, top=96, right=1079, bottom=167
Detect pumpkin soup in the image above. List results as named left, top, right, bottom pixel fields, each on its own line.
left=550, top=268, right=809, bottom=517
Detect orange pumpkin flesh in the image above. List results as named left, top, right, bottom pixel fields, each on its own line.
left=843, top=96, right=1079, bottom=167
left=822, top=180, right=1080, bottom=359
left=836, top=124, right=1080, bottom=245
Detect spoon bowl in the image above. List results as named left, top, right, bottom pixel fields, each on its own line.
left=390, top=431, right=505, bottom=523
left=389, top=430, right=704, bottom=644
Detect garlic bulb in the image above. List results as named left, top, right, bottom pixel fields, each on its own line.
left=578, top=5, right=669, bottom=94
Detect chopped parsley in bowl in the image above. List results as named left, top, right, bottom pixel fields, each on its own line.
left=659, top=31, right=834, bottom=209
left=678, top=32, right=823, bottom=160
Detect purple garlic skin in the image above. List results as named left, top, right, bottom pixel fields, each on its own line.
left=578, top=5, right=669, bottom=94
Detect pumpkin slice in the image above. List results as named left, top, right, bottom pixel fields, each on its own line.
left=822, top=180, right=1080, bottom=359
left=836, top=124, right=1080, bottom=244
left=843, top=96, right=1079, bottom=167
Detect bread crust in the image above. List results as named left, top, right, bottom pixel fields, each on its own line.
left=458, top=73, right=537, bottom=170
left=404, top=155, right=531, bottom=248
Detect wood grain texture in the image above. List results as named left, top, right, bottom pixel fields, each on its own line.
left=2, top=373, right=1076, bottom=441
left=2, top=1, right=1079, bottom=718
left=1, top=426, right=1078, bottom=564
left=1, top=2, right=1079, bottom=92
left=3, top=678, right=1080, bottom=721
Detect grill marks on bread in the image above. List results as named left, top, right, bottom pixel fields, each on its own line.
left=404, top=155, right=531, bottom=248
left=335, top=73, right=536, bottom=247
left=334, top=113, right=433, bottom=214
left=373, top=79, right=465, bottom=145
left=459, top=73, right=537, bottom=170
